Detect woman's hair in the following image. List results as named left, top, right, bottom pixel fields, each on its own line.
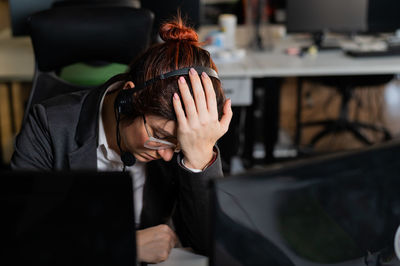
left=125, top=16, right=225, bottom=121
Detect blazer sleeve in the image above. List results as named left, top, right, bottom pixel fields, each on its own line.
left=172, top=146, right=224, bottom=255
left=11, top=104, right=54, bottom=170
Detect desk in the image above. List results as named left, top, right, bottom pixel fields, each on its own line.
left=198, top=26, right=400, bottom=77
left=219, top=49, right=400, bottom=77
left=215, top=40, right=400, bottom=78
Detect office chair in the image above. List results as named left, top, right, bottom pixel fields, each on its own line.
left=50, top=1, right=141, bottom=86
left=295, top=75, right=393, bottom=149
left=23, top=6, right=153, bottom=124
left=52, top=0, right=139, bottom=8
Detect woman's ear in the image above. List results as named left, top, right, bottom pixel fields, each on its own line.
left=123, top=81, right=135, bottom=90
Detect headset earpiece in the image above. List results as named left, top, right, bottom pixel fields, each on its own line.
left=114, top=88, right=136, bottom=117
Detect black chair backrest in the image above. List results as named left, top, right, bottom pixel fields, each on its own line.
left=29, top=6, right=153, bottom=72
left=24, top=6, right=153, bottom=124
left=52, top=0, right=139, bottom=8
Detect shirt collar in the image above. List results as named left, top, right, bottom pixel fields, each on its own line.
left=98, top=81, right=124, bottom=161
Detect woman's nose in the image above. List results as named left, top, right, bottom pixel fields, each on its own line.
left=157, top=148, right=174, bottom=161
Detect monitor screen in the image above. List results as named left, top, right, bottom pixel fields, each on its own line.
left=0, top=171, right=135, bottom=265
left=201, top=0, right=244, bottom=25
left=286, top=0, right=368, bottom=34
left=368, top=0, right=400, bottom=33
left=210, top=141, right=400, bottom=266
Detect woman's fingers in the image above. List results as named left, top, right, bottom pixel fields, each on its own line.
left=175, top=69, right=229, bottom=131
left=177, top=68, right=219, bottom=120
left=172, top=92, right=187, bottom=126
left=178, top=76, right=197, bottom=119
left=201, top=71, right=218, bottom=119
left=219, top=99, right=233, bottom=133
left=188, top=68, right=208, bottom=117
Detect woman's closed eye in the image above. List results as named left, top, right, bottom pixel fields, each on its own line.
left=158, top=135, right=178, bottom=145
left=154, top=132, right=177, bottom=143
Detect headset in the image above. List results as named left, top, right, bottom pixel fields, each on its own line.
left=113, top=66, right=220, bottom=169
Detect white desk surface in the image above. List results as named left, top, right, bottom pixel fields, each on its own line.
left=200, top=26, right=400, bottom=78
left=216, top=48, right=400, bottom=78
left=2, top=26, right=400, bottom=82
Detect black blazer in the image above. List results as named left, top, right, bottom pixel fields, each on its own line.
left=11, top=76, right=224, bottom=254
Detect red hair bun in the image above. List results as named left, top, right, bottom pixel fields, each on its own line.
left=159, top=19, right=199, bottom=44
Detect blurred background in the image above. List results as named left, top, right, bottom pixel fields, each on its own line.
left=1, top=0, right=400, bottom=173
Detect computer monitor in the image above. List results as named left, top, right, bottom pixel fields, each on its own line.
left=286, top=0, right=368, bottom=47
left=367, top=0, right=400, bottom=33
left=201, top=0, right=244, bottom=25
left=210, top=140, right=400, bottom=266
left=0, top=171, right=135, bottom=265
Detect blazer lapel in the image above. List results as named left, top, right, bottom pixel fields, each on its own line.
left=68, top=73, right=128, bottom=170
left=68, top=137, right=98, bottom=169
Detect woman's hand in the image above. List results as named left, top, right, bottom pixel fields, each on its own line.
left=173, top=68, right=233, bottom=170
left=136, top=224, right=178, bottom=263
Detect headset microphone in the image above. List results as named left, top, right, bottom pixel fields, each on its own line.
left=121, top=151, right=136, bottom=167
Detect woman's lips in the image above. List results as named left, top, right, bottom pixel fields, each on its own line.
left=142, top=153, right=156, bottom=161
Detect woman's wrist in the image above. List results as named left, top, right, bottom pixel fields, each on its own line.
left=184, top=153, right=214, bottom=170
left=182, top=148, right=216, bottom=171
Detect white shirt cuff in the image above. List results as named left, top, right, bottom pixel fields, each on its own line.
left=181, top=151, right=217, bottom=173
left=181, top=158, right=203, bottom=173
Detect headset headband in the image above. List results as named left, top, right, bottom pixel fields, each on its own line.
left=133, top=66, right=219, bottom=91
left=114, top=66, right=220, bottom=116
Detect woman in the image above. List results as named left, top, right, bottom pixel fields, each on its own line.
left=11, top=17, right=232, bottom=263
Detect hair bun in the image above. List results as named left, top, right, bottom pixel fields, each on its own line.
left=159, top=19, right=199, bottom=44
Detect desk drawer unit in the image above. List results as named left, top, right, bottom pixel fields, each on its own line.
left=221, top=77, right=252, bottom=106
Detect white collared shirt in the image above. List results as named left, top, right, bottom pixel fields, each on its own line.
left=96, top=83, right=145, bottom=227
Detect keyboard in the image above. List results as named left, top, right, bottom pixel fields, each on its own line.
left=345, top=45, right=400, bottom=57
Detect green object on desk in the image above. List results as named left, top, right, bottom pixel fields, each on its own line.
left=59, top=62, right=128, bottom=86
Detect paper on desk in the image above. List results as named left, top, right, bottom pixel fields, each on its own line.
left=154, top=248, right=208, bottom=266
